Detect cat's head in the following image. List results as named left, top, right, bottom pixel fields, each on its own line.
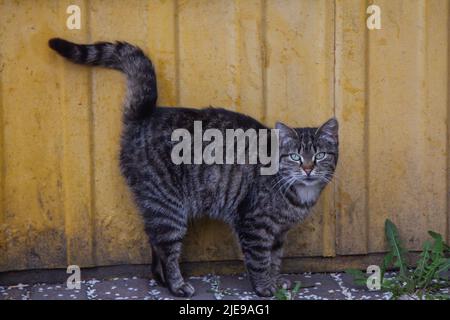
left=275, top=118, right=338, bottom=187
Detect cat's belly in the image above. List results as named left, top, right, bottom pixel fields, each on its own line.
left=180, top=164, right=255, bottom=223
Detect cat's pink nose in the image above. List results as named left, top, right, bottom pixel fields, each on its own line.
left=302, top=165, right=314, bottom=176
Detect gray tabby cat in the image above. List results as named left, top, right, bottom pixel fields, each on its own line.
left=48, top=38, right=338, bottom=298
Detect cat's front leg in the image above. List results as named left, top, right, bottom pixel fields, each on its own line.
left=239, top=229, right=277, bottom=297
left=270, top=232, right=291, bottom=290
left=242, top=244, right=276, bottom=297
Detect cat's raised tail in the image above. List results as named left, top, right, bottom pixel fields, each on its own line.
left=48, top=38, right=157, bottom=121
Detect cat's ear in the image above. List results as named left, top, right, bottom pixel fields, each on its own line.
left=275, top=122, right=298, bottom=144
left=316, top=118, right=338, bottom=144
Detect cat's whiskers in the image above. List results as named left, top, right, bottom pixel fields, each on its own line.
left=283, top=178, right=298, bottom=197
left=317, top=173, right=338, bottom=184
left=271, top=175, right=292, bottom=191
left=277, top=176, right=296, bottom=195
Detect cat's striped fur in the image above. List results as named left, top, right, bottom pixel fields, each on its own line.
left=49, top=38, right=339, bottom=297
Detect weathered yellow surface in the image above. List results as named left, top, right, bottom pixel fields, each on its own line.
left=0, top=0, right=449, bottom=272
left=335, top=0, right=449, bottom=254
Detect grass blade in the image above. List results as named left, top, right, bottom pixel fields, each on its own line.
left=385, top=219, right=408, bottom=277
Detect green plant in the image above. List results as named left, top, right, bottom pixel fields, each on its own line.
left=274, top=281, right=303, bottom=300
left=206, top=276, right=235, bottom=299
left=346, top=219, right=450, bottom=300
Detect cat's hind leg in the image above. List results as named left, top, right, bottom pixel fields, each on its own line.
left=152, top=238, right=194, bottom=297
left=151, top=245, right=166, bottom=286
left=145, top=213, right=195, bottom=297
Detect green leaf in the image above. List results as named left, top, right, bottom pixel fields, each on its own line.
left=291, top=281, right=302, bottom=295
left=415, top=240, right=432, bottom=280
left=412, top=231, right=448, bottom=289
left=345, top=269, right=368, bottom=287
left=274, top=288, right=289, bottom=300
left=385, top=219, right=409, bottom=277
left=274, top=281, right=304, bottom=300
left=381, top=278, right=398, bottom=291
left=430, top=293, right=450, bottom=300
left=436, top=258, right=450, bottom=276
left=381, top=252, right=394, bottom=279
left=418, top=257, right=446, bottom=289
left=428, top=231, right=442, bottom=241
left=428, top=230, right=450, bottom=253
left=429, top=231, right=444, bottom=258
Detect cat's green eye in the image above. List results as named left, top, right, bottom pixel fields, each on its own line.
left=289, top=153, right=301, bottom=162
left=315, top=152, right=326, bottom=161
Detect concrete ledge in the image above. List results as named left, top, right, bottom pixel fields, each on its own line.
left=0, top=252, right=420, bottom=286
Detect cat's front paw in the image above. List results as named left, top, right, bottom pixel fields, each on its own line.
left=275, top=277, right=292, bottom=290
left=254, top=282, right=277, bottom=297
left=169, top=281, right=196, bottom=297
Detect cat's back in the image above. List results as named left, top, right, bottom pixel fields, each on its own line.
left=120, top=106, right=266, bottom=220
left=147, top=106, right=267, bottom=134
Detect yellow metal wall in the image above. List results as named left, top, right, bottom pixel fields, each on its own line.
left=0, top=0, right=449, bottom=272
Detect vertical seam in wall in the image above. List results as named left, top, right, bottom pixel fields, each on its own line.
left=332, top=0, right=337, bottom=256
left=332, top=0, right=337, bottom=120
left=447, top=1, right=450, bottom=244
left=86, top=0, right=97, bottom=265
left=233, top=0, right=241, bottom=112
left=364, top=0, right=371, bottom=253
left=174, top=0, right=181, bottom=106
left=60, top=0, right=69, bottom=266
left=420, top=0, right=428, bottom=233
left=261, top=0, right=268, bottom=124
left=0, top=10, right=5, bottom=262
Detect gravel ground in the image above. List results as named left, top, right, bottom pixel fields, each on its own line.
left=3, top=271, right=447, bottom=300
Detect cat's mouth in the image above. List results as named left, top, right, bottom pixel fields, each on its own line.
left=299, top=173, right=333, bottom=186
left=299, top=176, right=319, bottom=186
